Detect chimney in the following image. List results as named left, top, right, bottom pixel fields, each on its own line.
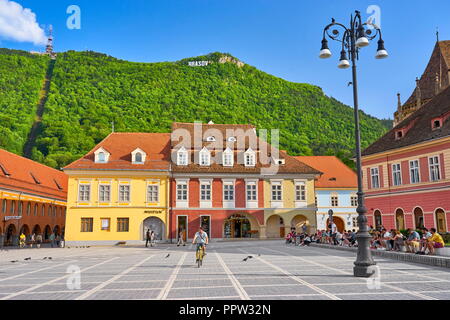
left=397, top=93, right=402, bottom=112
left=416, top=77, right=422, bottom=109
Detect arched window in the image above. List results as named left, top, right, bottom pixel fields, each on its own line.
left=27, top=203, right=31, bottom=216
left=48, top=205, right=52, bottom=216
left=42, top=205, right=45, bottom=217
left=34, top=204, right=38, bottom=216
left=135, top=152, right=142, bottom=163
left=18, top=201, right=23, bottom=216
left=1, top=199, right=6, bottom=214
left=374, top=210, right=382, bottom=229
left=10, top=201, right=15, bottom=214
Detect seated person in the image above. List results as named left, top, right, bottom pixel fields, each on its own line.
left=426, top=228, right=445, bottom=255
left=393, top=230, right=405, bottom=251
left=418, top=227, right=432, bottom=254
left=405, top=229, right=420, bottom=253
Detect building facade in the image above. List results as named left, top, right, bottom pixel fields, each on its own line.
left=63, top=133, right=171, bottom=245
left=362, top=85, right=450, bottom=233
left=295, top=156, right=358, bottom=233
left=0, top=149, right=67, bottom=246
left=170, top=122, right=321, bottom=241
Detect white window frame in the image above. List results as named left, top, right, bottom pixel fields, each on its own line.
left=131, top=148, right=146, bottom=164
left=222, top=148, right=234, bottom=167
left=199, top=179, right=212, bottom=208
left=244, top=148, right=256, bottom=167
left=78, top=183, right=91, bottom=202
left=94, top=147, right=110, bottom=164
left=118, top=184, right=131, bottom=203
left=147, top=184, right=160, bottom=204
left=177, top=147, right=188, bottom=166
left=330, top=194, right=339, bottom=207
left=392, top=163, right=402, bottom=186
left=199, top=147, right=211, bottom=166
left=294, top=180, right=307, bottom=208
left=98, top=184, right=111, bottom=203
left=245, top=180, right=258, bottom=208
left=409, top=160, right=421, bottom=184
left=429, top=155, right=441, bottom=182
left=222, top=179, right=235, bottom=208
left=270, top=180, right=283, bottom=208
left=370, top=167, right=380, bottom=189
left=176, top=179, right=189, bottom=208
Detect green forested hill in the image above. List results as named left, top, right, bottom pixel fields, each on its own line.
left=0, top=49, right=49, bottom=154
left=0, top=49, right=390, bottom=168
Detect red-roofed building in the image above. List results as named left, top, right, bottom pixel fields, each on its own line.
left=362, top=41, right=450, bottom=233
left=295, top=156, right=358, bottom=232
left=0, top=149, right=68, bottom=246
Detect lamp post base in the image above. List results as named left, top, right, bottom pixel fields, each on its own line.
left=353, top=264, right=377, bottom=278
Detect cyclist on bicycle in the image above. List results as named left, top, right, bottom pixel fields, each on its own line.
left=192, top=227, right=209, bottom=261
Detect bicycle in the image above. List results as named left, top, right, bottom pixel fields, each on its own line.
left=195, top=244, right=205, bottom=268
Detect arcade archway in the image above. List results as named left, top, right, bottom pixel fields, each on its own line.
left=435, top=209, right=447, bottom=233
left=266, top=215, right=285, bottom=238
left=291, top=215, right=309, bottom=233
left=143, top=217, right=165, bottom=241
left=326, top=217, right=345, bottom=233
left=414, top=207, right=424, bottom=229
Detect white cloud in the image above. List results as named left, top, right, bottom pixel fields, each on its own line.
left=0, top=0, right=47, bottom=45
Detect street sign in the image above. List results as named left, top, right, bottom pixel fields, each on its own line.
left=4, top=216, right=22, bottom=221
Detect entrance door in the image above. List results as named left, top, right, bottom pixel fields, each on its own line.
left=396, top=210, right=405, bottom=230
left=177, top=216, right=187, bottom=241
left=200, top=216, right=211, bottom=238
left=143, top=217, right=164, bottom=241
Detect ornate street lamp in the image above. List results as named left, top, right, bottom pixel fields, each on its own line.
left=319, top=11, right=388, bottom=278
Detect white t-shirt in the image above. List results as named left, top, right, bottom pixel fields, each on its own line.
left=331, top=223, right=337, bottom=233
left=195, top=231, right=208, bottom=244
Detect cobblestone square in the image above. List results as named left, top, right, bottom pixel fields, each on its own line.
left=1, top=241, right=450, bottom=300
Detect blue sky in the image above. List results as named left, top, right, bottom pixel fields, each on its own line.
left=2, top=0, right=450, bottom=120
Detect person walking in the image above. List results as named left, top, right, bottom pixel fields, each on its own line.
left=145, top=229, right=151, bottom=248
left=56, top=234, right=61, bottom=248
left=150, top=231, right=155, bottom=247
left=50, top=233, right=56, bottom=248
left=19, top=232, right=26, bottom=248
left=36, top=234, right=43, bottom=249
left=177, top=229, right=185, bottom=247
left=30, top=233, right=35, bottom=248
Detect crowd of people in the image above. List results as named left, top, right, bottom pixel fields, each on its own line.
left=369, top=226, right=445, bottom=255
left=18, top=232, right=64, bottom=249
left=285, top=222, right=446, bottom=256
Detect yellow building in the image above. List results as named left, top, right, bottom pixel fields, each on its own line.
left=63, top=133, right=171, bottom=245
left=262, top=178, right=317, bottom=238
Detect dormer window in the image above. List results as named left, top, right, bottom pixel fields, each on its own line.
left=131, top=148, right=146, bottom=164
left=199, top=147, right=211, bottom=166
left=223, top=148, right=234, bottom=167
left=94, top=147, right=110, bottom=163
left=206, top=136, right=216, bottom=142
left=177, top=147, right=188, bottom=166
left=395, top=130, right=404, bottom=140
left=433, top=120, right=442, bottom=129
left=244, top=148, right=256, bottom=167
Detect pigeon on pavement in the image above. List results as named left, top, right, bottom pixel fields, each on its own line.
left=165, top=254, right=170, bottom=258
left=24, top=257, right=31, bottom=261
left=10, top=260, right=18, bottom=263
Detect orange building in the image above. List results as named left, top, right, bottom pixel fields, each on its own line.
left=0, top=149, right=68, bottom=246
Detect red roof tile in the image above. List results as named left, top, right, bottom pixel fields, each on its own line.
left=0, top=149, right=67, bottom=200
left=294, top=156, right=357, bottom=188
left=64, top=133, right=171, bottom=171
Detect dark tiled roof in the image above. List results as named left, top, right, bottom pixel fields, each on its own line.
left=363, top=86, right=450, bottom=156
left=405, top=41, right=450, bottom=106
left=0, top=149, right=68, bottom=200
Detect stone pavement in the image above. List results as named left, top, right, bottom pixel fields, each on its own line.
left=1, top=240, right=450, bottom=300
